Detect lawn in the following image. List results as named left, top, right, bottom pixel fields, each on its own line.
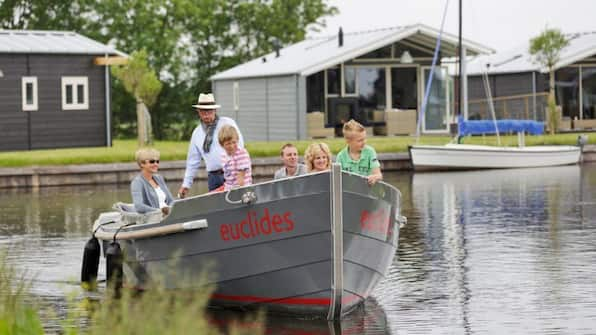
left=0, top=133, right=592, bottom=168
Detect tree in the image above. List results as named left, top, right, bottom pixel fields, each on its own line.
left=1, top=0, right=337, bottom=140
left=529, top=28, right=569, bottom=134
left=112, top=50, right=163, bottom=146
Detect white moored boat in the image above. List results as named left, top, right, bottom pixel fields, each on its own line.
left=409, top=143, right=582, bottom=171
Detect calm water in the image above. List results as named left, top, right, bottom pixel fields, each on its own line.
left=1, top=165, right=596, bottom=334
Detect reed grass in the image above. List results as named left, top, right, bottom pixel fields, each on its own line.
left=0, top=250, right=44, bottom=335
left=0, top=248, right=263, bottom=335
left=0, top=133, right=592, bottom=168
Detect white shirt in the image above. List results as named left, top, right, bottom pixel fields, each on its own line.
left=182, top=116, right=244, bottom=188
left=154, top=186, right=167, bottom=209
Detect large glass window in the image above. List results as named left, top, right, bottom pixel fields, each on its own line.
left=357, top=67, right=386, bottom=122
left=326, top=67, right=340, bottom=95
left=307, top=71, right=324, bottom=113
left=391, top=67, right=417, bottom=109
left=555, top=68, right=580, bottom=120
left=344, top=66, right=356, bottom=95
left=582, top=66, right=596, bottom=119
left=423, top=67, right=450, bottom=132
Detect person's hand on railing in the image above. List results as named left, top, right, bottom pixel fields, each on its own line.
left=177, top=187, right=189, bottom=199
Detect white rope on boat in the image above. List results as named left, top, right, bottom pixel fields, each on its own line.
left=94, top=219, right=208, bottom=241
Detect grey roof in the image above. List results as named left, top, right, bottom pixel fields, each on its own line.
left=467, top=31, right=596, bottom=75
left=0, top=29, right=125, bottom=56
left=211, top=23, right=494, bottom=81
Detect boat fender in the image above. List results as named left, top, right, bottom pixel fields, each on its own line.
left=106, top=241, right=123, bottom=292
left=80, top=236, right=101, bottom=290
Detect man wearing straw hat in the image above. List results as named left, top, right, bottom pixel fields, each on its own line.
left=177, top=93, right=245, bottom=197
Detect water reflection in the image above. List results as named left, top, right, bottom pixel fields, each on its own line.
left=380, top=165, right=596, bottom=334
left=210, top=297, right=390, bottom=335
left=1, top=165, right=596, bottom=334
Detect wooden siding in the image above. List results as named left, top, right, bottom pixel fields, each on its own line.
left=267, top=76, right=299, bottom=141
left=0, top=54, right=107, bottom=151
left=0, top=56, right=29, bottom=150
left=213, top=75, right=301, bottom=141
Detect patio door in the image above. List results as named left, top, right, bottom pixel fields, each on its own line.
left=421, top=66, right=451, bottom=133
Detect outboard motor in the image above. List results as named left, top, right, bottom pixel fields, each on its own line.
left=80, top=235, right=101, bottom=290
left=106, top=240, right=123, bottom=295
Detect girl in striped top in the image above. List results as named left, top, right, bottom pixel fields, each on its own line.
left=217, top=125, right=252, bottom=191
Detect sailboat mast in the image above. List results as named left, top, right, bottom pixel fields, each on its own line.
left=458, top=0, right=462, bottom=118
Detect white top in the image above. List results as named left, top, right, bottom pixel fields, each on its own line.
left=182, top=116, right=244, bottom=188
left=154, top=186, right=167, bottom=209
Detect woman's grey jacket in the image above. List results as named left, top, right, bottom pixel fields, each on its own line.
left=130, top=173, right=174, bottom=213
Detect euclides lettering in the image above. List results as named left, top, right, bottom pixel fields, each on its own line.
left=220, top=208, right=294, bottom=241
left=360, top=208, right=393, bottom=236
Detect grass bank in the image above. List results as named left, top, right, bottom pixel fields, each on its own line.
left=0, top=133, right=592, bottom=168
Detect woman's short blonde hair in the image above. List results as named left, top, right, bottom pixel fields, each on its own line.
left=342, top=119, right=365, bottom=140
left=135, top=147, right=160, bottom=167
left=304, top=142, right=332, bottom=172
left=218, top=125, right=239, bottom=145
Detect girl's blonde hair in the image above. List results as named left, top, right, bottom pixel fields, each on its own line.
left=218, top=125, right=239, bottom=145
left=304, top=142, right=332, bottom=172
left=342, top=119, right=365, bottom=140
left=135, top=147, right=160, bottom=167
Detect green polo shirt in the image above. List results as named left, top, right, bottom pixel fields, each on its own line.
left=336, top=145, right=380, bottom=176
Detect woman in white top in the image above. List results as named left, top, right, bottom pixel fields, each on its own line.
left=130, top=148, right=174, bottom=214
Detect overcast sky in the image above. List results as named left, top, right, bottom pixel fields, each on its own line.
left=310, top=0, right=596, bottom=52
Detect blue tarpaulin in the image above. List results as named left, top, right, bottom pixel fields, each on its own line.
left=458, top=116, right=544, bottom=136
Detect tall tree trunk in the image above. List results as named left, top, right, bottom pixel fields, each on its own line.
left=136, top=98, right=147, bottom=146
left=548, top=68, right=558, bottom=135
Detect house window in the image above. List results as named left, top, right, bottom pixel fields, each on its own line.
left=307, top=71, right=324, bottom=113
left=391, top=67, right=418, bottom=109
left=61, top=76, right=89, bottom=110
left=326, top=67, right=340, bottom=95
left=22, top=77, right=38, bottom=111
left=344, top=66, right=357, bottom=95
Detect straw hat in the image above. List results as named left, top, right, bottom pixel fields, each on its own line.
left=192, top=93, right=221, bottom=109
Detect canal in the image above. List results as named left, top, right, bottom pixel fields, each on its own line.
left=1, top=164, right=595, bottom=334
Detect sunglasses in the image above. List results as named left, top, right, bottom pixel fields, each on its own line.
left=145, top=159, right=160, bottom=164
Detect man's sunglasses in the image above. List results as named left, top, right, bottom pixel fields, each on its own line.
left=145, top=159, right=160, bottom=164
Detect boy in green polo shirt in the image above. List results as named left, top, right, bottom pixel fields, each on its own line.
left=336, top=119, right=383, bottom=185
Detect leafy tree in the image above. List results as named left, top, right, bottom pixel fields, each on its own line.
left=111, top=50, right=163, bottom=146
left=529, top=28, right=569, bottom=134
left=0, top=0, right=337, bottom=140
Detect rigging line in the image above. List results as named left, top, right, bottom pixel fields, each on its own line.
left=482, top=64, right=501, bottom=146
left=416, top=0, right=451, bottom=143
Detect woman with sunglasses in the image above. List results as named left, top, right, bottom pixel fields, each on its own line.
left=131, top=148, right=174, bottom=215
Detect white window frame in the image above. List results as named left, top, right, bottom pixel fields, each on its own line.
left=22, top=76, right=38, bottom=111
left=342, top=65, right=358, bottom=97
left=61, top=76, right=89, bottom=110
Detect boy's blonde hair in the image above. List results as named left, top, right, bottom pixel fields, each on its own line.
left=218, top=125, right=239, bottom=145
left=342, top=119, right=365, bottom=140
left=304, top=142, right=332, bottom=172
left=135, top=147, right=160, bottom=167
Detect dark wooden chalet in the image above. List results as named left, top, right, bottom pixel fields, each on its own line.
left=0, top=30, right=125, bottom=151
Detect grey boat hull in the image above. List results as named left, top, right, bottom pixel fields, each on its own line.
left=94, top=165, right=404, bottom=319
